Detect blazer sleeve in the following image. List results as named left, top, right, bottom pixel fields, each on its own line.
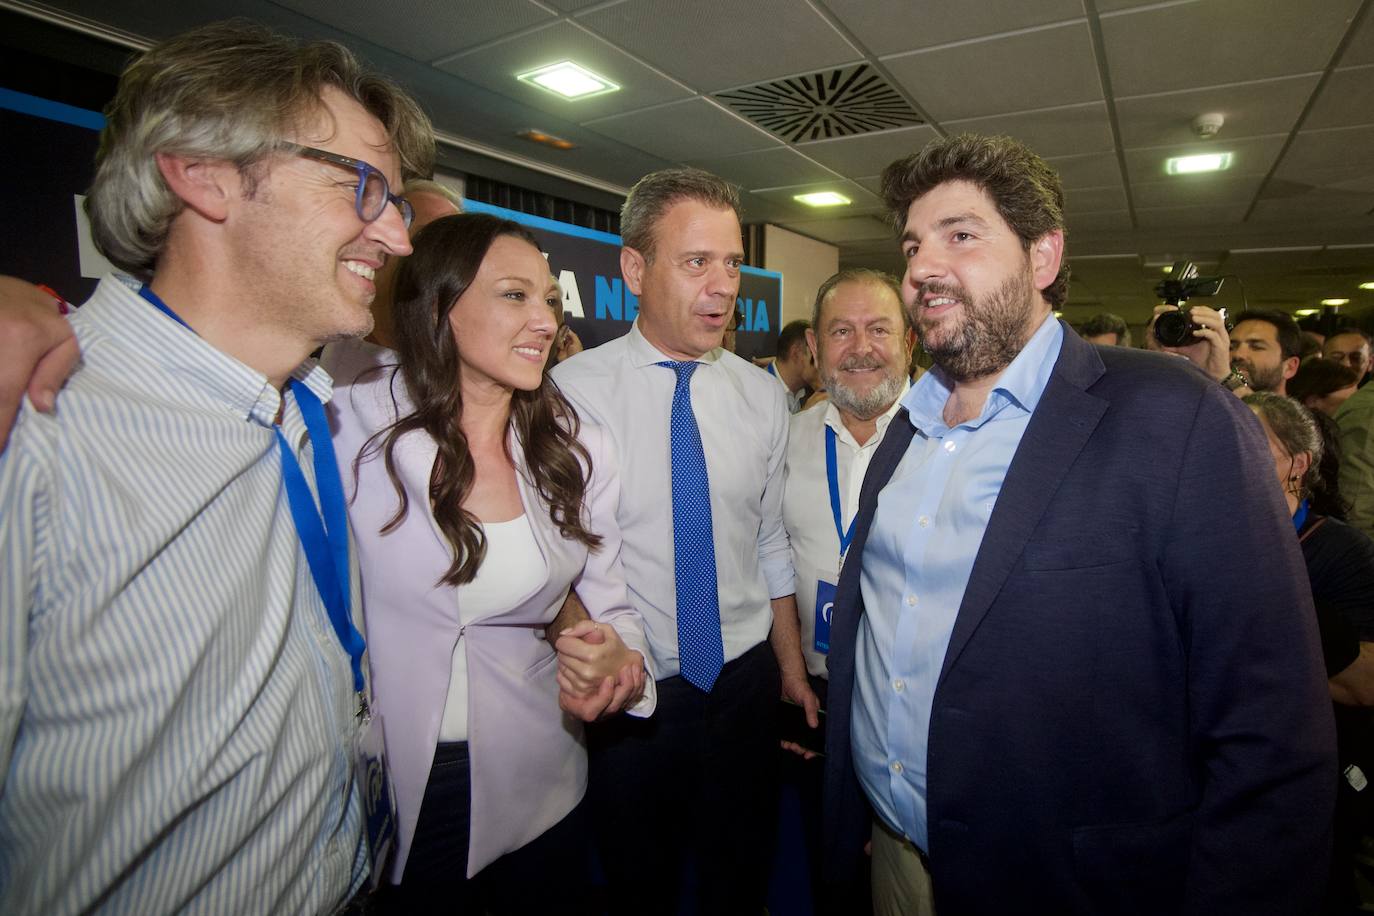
left=572, top=422, right=657, bottom=715
left=1162, top=385, right=1336, bottom=912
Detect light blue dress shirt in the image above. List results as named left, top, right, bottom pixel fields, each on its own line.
left=851, top=314, right=1063, bottom=851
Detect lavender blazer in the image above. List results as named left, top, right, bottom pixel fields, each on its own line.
left=321, top=339, right=654, bottom=882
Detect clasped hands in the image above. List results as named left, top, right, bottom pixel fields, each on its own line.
left=554, top=620, right=646, bottom=722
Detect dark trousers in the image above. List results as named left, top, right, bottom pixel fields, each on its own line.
left=378, top=742, right=597, bottom=916
left=587, top=641, right=782, bottom=916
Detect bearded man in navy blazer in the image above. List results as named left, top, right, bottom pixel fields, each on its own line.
left=821, top=133, right=1335, bottom=915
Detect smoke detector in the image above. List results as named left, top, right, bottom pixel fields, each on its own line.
left=1192, top=113, right=1225, bottom=139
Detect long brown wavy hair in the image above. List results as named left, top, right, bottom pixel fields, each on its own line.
left=358, top=213, right=600, bottom=586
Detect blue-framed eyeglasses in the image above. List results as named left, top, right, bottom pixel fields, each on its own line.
left=285, top=144, right=415, bottom=229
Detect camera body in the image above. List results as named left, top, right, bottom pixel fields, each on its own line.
left=1152, top=261, right=1227, bottom=347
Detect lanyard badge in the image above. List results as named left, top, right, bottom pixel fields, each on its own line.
left=816, top=426, right=859, bottom=655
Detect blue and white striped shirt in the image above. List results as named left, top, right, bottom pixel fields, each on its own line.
left=0, top=276, right=367, bottom=914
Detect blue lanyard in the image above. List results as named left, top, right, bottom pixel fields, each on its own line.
left=767, top=362, right=777, bottom=378
left=138, top=285, right=366, bottom=693
left=825, top=425, right=858, bottom=556
left=1293, top=498, right=1310, bottom=533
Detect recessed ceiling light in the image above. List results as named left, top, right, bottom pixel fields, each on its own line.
left=517, top=61, right=619, bottom=99
left=1295, top=309, right=1320, bottom=317
left=1161, top=265, right=1173, bottom=274
left=1165, top=153, right=1233, bottom=175
left=794, top=191, right=851, bottom=207
left=1322, top=298, right=1351, bottom=306
left=1361, top=282, right=1374, bottom=291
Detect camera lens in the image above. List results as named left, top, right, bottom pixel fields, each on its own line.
left=1153, top=310, right=1195, bottom=348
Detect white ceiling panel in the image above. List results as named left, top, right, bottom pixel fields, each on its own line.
left=1123, top=134, right=1287, bottom=184
left=1303, top=65, right=1374, bottom=131
left=943, top=102, right=1114, bottom=159
left=436, top=21, right=692, bottom=123
left=1114, top=74, right=1320, bottom=148
left=686, top=147, right=841, bottom=191
left=776, top=215, right=894, bottom=244
left=1064, top=185, right=1129, bottom=213
left=268, top=0, right=554, bottom=61
left=583, top=98, right=779, bottom=160
left=820, top=0, right=1083, bottom=57
left=794, top=125, right=940, bottom=180
left=882, top=22, right=1102, bottom=122
left=1046, top=152, right=1126, bottom=190
left=577, top=0, right=860, bottom=93
left=1101, top=0, right=1361, bottom=96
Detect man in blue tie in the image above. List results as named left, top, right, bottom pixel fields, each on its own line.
left=821, top=133, right=1335, bottom=914
left=551, top=168, right=816, bottom=914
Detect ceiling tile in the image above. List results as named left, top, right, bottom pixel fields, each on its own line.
left=1341, top=7, right=1374, bottom=67
left=686, top=147, right=840, bottom=191
left=577, top=0, right=859, bottom=93
left=1115, top=74, right=1319, bottom=148
left=1066, top=211, right=1133, bottom=233
left=544, top=0, right=605, bottom=9
left=435, top=21, right=691, bottom=123
left=794, top=126, right=940, bottom=180
left=1274, top=125, right=1374, bottom=186
left=1123, top=134, right=1286, bottom=184
left=1135, top=205, right=1249, bottom=230
left=1132, top=175, right=1264, bottom=209
left=1101, top=0, right=1361, bottom=96
left=821, top=0, right=1082, bottom=57
left=943, top=102, right=1113, bottom=159
left=777, top=215, right=894, bottom=244
left=1065, top=185, right=1129, bottom=213
left=1045, top=152, right=1124, bottom=190
left=1249, top=190, right=1374, bottom=221
left=583, top=98, right=779, bottom=161
left=1304, top=65, right=1374, bottom=130
left=882, top=22, right=1102, bottom=122
left=268, top=0, right=553, bottom=61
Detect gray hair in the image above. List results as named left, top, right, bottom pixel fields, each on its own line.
left=88, top=19, right=435, bottom=280
left=404, top=178, right=463, bottom=211
left=810, top=268, right=907, bottom=334
left=1243, top=392, right=1323, bottom=495
left=620, top=167, right=740, bottom=261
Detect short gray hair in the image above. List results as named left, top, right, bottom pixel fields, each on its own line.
left=404, top=178, right=463, bottom=211
left=88, top=19, right=435, bottom=280
left=1244, top=392, right=1323, bottom=495
left=1080, top=312, right=1132, bottom=348
left=810, top=268, right=907, bottom=334
left=620, top=167, right=740, bottom=260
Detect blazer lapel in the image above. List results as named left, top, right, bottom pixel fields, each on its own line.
left=937, top=328, right=1108, bottom=685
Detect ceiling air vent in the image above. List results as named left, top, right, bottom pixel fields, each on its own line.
left=715, top=64, right=922, bottom=143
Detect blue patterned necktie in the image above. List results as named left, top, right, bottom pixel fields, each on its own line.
left=660, top=360, right=725, bottom=692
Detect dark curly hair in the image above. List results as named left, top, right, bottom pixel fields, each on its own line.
left=358, top=213, right=599, bottom=586
left=880, top=133, right=1070, bottom=307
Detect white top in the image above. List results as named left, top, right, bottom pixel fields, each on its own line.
left=0, top=276, right=365, bottom=914
left=783, top=394, right=907, bottom=678
left=437, top=514, right=548, bottom=741
left=551, top=321, right=796, bottom=678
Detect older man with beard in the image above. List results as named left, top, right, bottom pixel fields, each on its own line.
left=779, top=268, right=912, bottom=913
left=820, top=134, right=1334, bottom=915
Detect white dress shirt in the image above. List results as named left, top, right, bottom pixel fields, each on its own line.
left=768, top=361, right=805, bottom=414
left=551, top=321, right=795, bottom=678
left=783, top=393, right=907, bottom=678
left=0, top=276, right=366, bottom=914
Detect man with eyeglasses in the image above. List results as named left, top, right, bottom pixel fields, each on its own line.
left=0, top=21, right=432, bottom=914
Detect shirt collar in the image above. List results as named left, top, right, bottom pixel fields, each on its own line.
left=903, top=312, right=1063, bottom=436
left=823, top=380, right=910, bottom=449
left=87, top=274, right=334, bottom=428
left=625, top=318, right=723, bottom=369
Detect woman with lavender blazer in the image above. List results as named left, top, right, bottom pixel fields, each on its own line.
left=324, top=213, right=654, bottom=912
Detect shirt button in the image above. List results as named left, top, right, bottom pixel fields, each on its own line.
left=906, top=594, right=918, bottom=607
left=891, top=760, right=904, bottom=774
left=943, top=441, right=956, bottom=453
left=893, top=678, right=905, bottom=692
left=918, top=516, right=929, bottom=527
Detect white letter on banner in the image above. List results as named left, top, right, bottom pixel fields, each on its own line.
left=559, top=269, right=585, bottom=318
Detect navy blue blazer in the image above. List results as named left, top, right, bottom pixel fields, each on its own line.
left=822, top=324, right=1336, bottom=914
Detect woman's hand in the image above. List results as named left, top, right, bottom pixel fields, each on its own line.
left=555, top=620, right=646, bottom=721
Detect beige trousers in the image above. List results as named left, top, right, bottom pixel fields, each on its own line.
left=870, top=818, right=936, bottom=916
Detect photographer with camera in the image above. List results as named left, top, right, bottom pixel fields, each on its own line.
left=1231, top=310, right=1302, bottom=396
left=1144, top=261, right=1256, bottom=396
